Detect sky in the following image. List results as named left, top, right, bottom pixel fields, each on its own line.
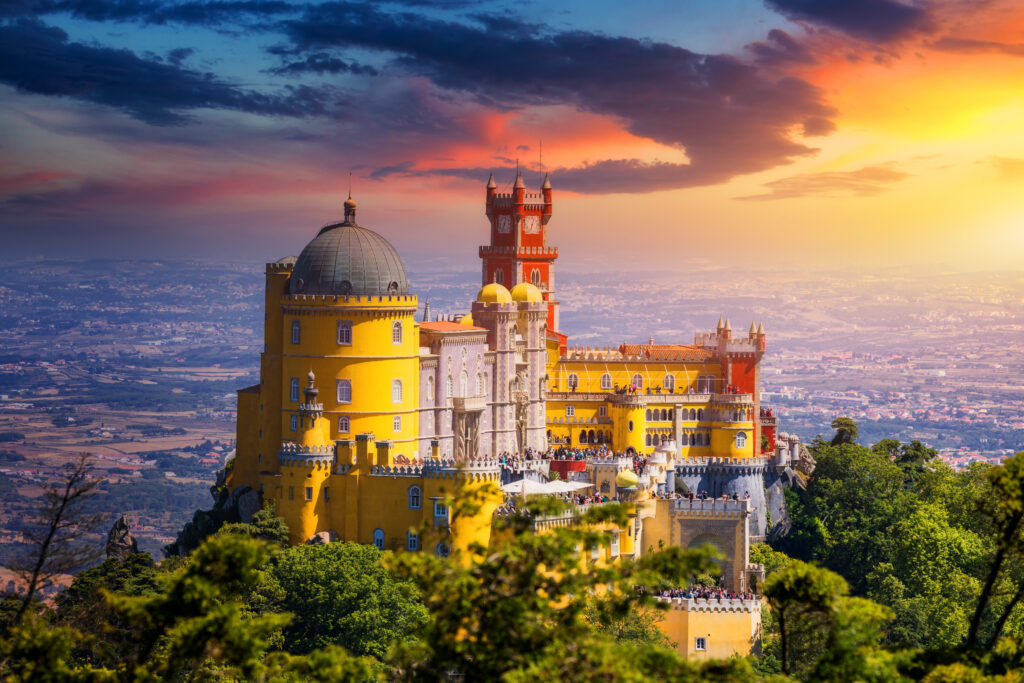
left=1, top=0, right=1023, bottom=272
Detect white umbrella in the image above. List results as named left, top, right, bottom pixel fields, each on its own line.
left=500, top=478, right=550, bottom=495
left=544, top=480, right=593, bottom=493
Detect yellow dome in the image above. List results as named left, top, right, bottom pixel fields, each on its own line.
left=615, top=469, right=639, bottom=488
left=510, top=282, right=544, bottom=303
left=477, top=282, right=512, bottom=304
left=459, top=313, right=474, bottom=326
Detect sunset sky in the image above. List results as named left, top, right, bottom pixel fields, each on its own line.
left=2, top=0, right=1023, bottom=271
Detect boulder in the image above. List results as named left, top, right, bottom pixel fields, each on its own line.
left=106, top=513, right=139, bottom=559
left=234, top=486, right=261, bottom=523
left=305, top=530, right=338, bottom=545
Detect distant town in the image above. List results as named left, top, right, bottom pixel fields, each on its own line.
left=0, top=258, right=1021, bottom=554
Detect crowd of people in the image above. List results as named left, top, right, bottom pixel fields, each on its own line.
left=651, top=586, right=757, bottom=601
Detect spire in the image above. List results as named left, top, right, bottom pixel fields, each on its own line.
left=724, top=318, right=731, bottom=331
left=542, top=173, right=551, bottom=190
left=717, top=316, right=724, bottom=330
left=422, top=299, right=431, bottom=323
left=749, top=321, right=756, bottom=335
left=486, top=172, right=496, bottom=189
left=757, top=321, right=765, bottom=335
left=513, top=172, right=525, bottom=189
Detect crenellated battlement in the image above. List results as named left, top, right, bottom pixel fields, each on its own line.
left=265, top=258, right=296, bottom=273
left=693, top=332, right=763, bottom=355
left=282, top=293, right=418, bottom=306
left=655, top=596, right=761, bottom=613
left=369, top=456, right=502, bottom=479
left=279, top=442, right=335, bottom=467
left=479, top=245, right=558, bottom=258
left=561, top=345, right=713, bottom=363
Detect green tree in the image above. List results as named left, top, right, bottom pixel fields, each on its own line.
left=764, top=559, right=899, bottom=681
left=384, top=490, right=747, bottom=681
left=9, top=454, right=105, bottom=629
left=250, top=541, right=427, bottom=659
left=217, top=501, right=290, bottom=547
left=55, top=552, right=161, bottom=668
left=967, top=452, right=1024, bottom=653
left=829, top=417, right=859, bottom=446
left=583, top=598, right=673, bottom=648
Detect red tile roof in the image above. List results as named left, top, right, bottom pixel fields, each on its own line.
left=617, top=343, right=714, bottom=361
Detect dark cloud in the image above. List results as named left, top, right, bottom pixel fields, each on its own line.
left=747, top=29, right=817, bottom=66
left=8, top=0, right=294, bottom=25
left=282, top=4, right=836, bottom=191
left=736, top=163, right=910, bottom=200
left=765, top=0, right=932, bottom=43
left=166, top=46, right=194, bottom=64
left=0, top=19, right=329, bottom=125
left=269, top=52, right=378, bottom=76
left=928, top=36, right=1024, bottom=56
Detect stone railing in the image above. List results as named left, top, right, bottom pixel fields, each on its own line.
left=670, top=498, right=750, bottom=514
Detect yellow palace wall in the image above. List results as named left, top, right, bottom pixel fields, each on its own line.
left=658, top=603, right=761, bottom=660
left=278, top=294, right=420, bottom=465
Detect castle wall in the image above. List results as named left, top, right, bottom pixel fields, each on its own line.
left=657, top=598, right=761, bottom=660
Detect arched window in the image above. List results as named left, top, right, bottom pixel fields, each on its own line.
left=337, top=320, right=352, bottom=345
left=406, top=531, right=419, bottom=551
left=690, top=408, right=697, bottom=420
left=291, top=320, right=300, bottom=344
left=373, top=529, right=385, bottom=550
left=408, top=486, right=422, bottom=509
left=530, top=269, right=541, bottom=286
left=690, top=433, right=696, bottom=446
left=435, top=542, right=450, bottom=558
left=392, top=321, right=402, bottom=345
left=628, top=420, right=634, bottom=432
left=632, top=373, right=643, bottom=389
left=664, top=374, right=675, bottom=392
left=337, top=379, right=352, bottom=404
left=494, top=269, right=504, bottom=285
left=446, top=375, right=453, bottom=398
left=646, top=434, right=652, bottom=447
left=509, top=327, right=516, bottom=348
left=580, top=430, right=588, bottom=444
left=460, top=371, right=468, bottom=397
left=661, top=409, right=668, bottom=421
left=338, top=416, right=350, bottom=433
left=290, top=377, right=300, bottom=402
left=600, top=373, right=612, bottom=390
left=645, top=409, right=652, bottom=420
left=697, top=408, right=704, bottom=420
left=567, top=373, right=579, bottom=390
left=392, top=379, right=403, bottom=403
left=476, top=373, right=483, bottom=396
left=735, top=432, right=747, bottom=448
left=427, top=376, right=435, bottom=400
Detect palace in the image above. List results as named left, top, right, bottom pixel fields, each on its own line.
left=228, top=172, right=804, bottom=658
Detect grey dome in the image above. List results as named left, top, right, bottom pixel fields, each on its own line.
left=289, top=220, right=409, bottom=296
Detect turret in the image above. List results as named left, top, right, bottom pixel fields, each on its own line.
left=542, top=173, right=552, bottom=222
left=486, top=172, right=496, bottom=204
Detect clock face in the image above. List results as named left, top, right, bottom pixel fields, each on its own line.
left=496, top=215, right=512, bottom=234
left=523, top=215, right=541, bottom=234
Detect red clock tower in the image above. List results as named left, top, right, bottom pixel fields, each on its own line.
left=480, top=171, right=560, bottom=331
